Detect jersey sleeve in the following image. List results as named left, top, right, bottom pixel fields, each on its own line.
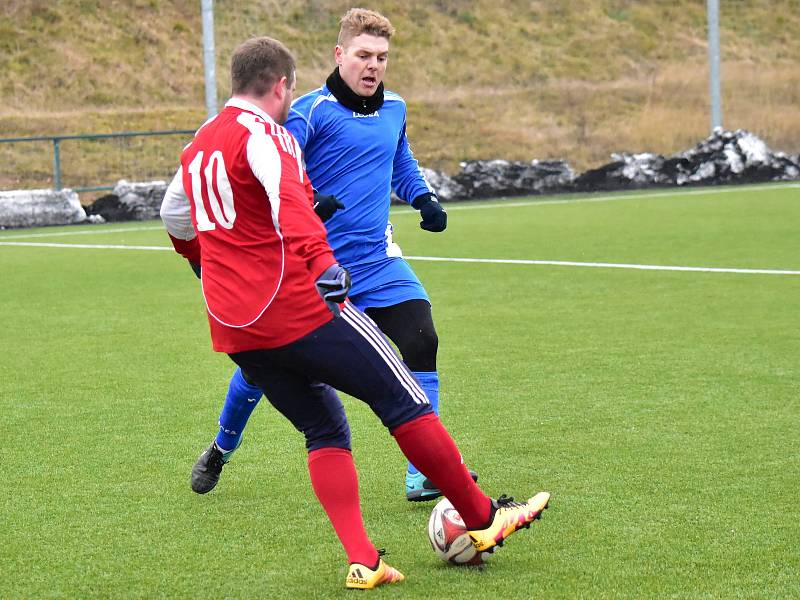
left=285, top=99, right=314, bottom=152
left=160, top=167, right=201, bottom=263
left=391, top=119, right=434, bottom=204
left=245, top=124, right=335, bottom=278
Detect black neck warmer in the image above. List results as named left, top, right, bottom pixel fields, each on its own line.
left=326, top=67, right=384, bottom=115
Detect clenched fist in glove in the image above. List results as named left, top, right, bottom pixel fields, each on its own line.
left=313, top=190, right=344, bottom=222
left=411, top=193, right=447, bottom=232
left=315, top=263, right=351, bottom=317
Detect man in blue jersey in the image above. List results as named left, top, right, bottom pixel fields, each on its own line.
left=190, top=7, right=475, bottom=501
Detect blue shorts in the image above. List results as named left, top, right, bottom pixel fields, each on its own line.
left=346, top=256, right=430, bottom=311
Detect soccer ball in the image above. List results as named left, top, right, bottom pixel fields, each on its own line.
left=427, top=498, right=484, bottom=566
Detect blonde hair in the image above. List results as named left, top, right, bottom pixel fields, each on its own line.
left=337, top=8, right=395, bottom=47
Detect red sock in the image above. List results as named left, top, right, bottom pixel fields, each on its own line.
left=392, top=413, right=492, bottom=529
left=307, top=447, right=378, bottom=567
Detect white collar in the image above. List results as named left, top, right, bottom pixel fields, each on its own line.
left=225, top=97, right=276, bottom=124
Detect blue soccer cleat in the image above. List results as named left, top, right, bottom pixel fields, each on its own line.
left=405, top=469, right=479, bottom=502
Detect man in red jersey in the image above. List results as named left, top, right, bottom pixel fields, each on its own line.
left=161, top=36, right=549, bottom=590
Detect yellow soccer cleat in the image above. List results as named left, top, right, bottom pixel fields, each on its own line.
left=468, top=491, right=551, bottom=553
left=345, top=558, right=405, bottom=590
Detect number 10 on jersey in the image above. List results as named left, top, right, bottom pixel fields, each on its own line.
left=188, top=150, right=236, bottom=231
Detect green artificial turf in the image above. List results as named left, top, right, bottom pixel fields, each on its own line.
left=1, top=184, right=798, bottom=598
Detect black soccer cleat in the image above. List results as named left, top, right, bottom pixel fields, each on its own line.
left=190, top=442, right=227, bottom=494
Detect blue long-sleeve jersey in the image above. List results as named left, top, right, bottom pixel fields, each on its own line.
left=285, top=85, right=433, bottom=267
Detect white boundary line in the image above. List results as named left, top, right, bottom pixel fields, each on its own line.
left=1, top=240, right=798, bottom=276
left=0, top=224, right=162, bottom=240
left=404, top=255, right=800, bottom=276
left=1, top=182, right=797, bottom=240
left=395, top=182, right=800, bottom=213
left=0, top=241, right=171, bottom=251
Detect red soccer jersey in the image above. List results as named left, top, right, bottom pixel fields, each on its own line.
left=174, top=99, right=337, bottom=352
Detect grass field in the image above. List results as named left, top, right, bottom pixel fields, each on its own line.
left=1, top=183, right=799, bottom=599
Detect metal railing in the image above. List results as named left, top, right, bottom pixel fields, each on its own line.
left=0, top=129, right=194, bottom=193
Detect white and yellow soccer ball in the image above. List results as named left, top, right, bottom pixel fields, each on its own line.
left=427, top=498, right=485, bottom=566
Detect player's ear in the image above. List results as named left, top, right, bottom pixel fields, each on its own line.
left=276, top=75, right=288, bottom=100
left=334, top=45, right=343, bottom=66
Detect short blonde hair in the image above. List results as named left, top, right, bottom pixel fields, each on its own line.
left=337, top=8, right=395, bottom=47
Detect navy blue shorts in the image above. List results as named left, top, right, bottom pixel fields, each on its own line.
left=229, top=302, right=433, bottom=451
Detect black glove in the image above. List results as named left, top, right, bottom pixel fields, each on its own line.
left=315, top=263, right=351, bottom=317
left=412, top=193, right=447, bottom=232
left=189, top=261, right=201, bottom=279
left=313, top=190, right=344, bottom=222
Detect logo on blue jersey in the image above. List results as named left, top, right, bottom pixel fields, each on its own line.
left=353, top=111, right=380, bottom=118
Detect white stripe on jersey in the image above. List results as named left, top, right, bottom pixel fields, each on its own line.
left=290, top=92, right=337, bottom=148
left=198, top=111, right=285, bottom=329
left=292, top=136, right=304, bottom=182
left=340, top=304, right=429, bottom=405
left=239, top=112, right=284, bottom=237
left=383, top=91, right=406, bottom=105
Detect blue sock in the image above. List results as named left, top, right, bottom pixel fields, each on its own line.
left=215, top=368, right=263, bottom=453
left=407, top=371, right=440, bottom=476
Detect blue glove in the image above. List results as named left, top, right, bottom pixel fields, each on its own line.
left=412, top=193, right=447, bottom=232
left=189, top=261, right=201, bottom=279
left=315, top=263, right=351, bottom=317
left=313, top=190, right=344, bottom=222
